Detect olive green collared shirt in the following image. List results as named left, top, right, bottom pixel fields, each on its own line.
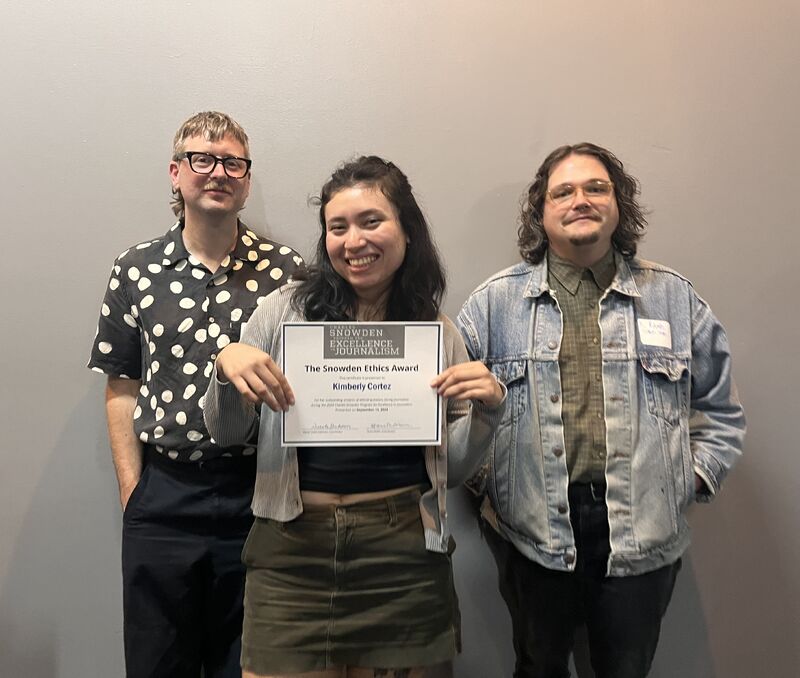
left=547, top=248, right=616, bottom=484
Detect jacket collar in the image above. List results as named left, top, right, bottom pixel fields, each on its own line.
left=158, top=220, right=273, bottom=271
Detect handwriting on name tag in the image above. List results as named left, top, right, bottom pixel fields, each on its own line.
left=637, top=319, right=672, bottom=349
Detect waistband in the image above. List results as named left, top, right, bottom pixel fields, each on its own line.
left=144, top=445, right=256, bottom=474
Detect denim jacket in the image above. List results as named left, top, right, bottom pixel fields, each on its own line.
left=457, top=252, right=745, bottom=576
left=204, top=283, right=506, bottom=554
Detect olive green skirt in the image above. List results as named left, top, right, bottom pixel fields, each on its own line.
left=241, top=489, right=459, bottom=674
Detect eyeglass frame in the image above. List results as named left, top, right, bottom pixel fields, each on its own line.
left=175, top=151, right=253, bottom=178
left=546, top=179, right=615, bottom=205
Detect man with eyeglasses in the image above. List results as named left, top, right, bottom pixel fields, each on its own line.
left=88, top=111, right=302, bottom=678
left=458, top=143, right=745, bottom=677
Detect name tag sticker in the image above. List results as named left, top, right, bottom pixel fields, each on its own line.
left=637, top=319, right=672, bottom=349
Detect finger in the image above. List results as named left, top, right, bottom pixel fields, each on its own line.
left=262, top=360, right=295, bottom=406
left=230, top=375, right=262, bottom=405
left=252, top=363, right=291, bottom=411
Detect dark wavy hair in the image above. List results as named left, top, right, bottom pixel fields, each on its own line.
left=292, top=156, right=446, bottom=321
left=518, top=142, right=648, bottom=264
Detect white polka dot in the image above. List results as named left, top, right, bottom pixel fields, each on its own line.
left=148, top=341, right=156, bottom=354
left=150, top=396, right=157, bottom=409
left=201, top=298, right=210, bottom=312
left=192, top=268, right=205, bottom=280
left=279, top=246, right=292, bottom=255
left=146, top=368, right=152, bottom=381
left=171, top=345, right=184, bottom=358
left=208, top=323, right=221, bottom=338
left=246, top=280, right=258, bottom=292
left=293, top=255, right=303, bottom=266
left=217, top=334, right=230, bottom=349
left=178, top=318, right=194, bottom=333
left=243, top=447, right=256, bottom=456
left=187, top=431, right=203, bottom=442
left=183, top=384, right=197, bottom=399
left=162, top=259, right=170, bottom=266
left=179, top=298, right=196, bottom=309
left=188, top=255, right=201, bottom=266
left=98, top=342, right=112, bottom=354
left=221, top=255, right=231, bottom=268
left=168, top=450, right=179, bottom=460
left=151, top=360, right=160, bottom=374
left=162, top=390, right=173, bottom=403
left=242, top=235, right=254, bottom=246
left=164, top=241, right=175, bottom=255
left=123, top=313, right=136, bottom=327
left=136, top=242, right=152, bottom=250
left=119, top=248, right=130, bottom=259
left=216, top=290, right=231, bottom=303
left=153, top=426, right=164, bottom=439
left=138, top=277, right=151, bottom=291
left=231, top=308, right=243, bottom=321
left=109, top=278, right=120, bottom=290
left=113, top=265, right=121, bottom=275
left=233, top=261, right=243, bottom=270
left=198, top=395, right=206, bottom=409
left=139, top=432, right=148, bottom=442
left=133, top=406, right=142, bottom=419
left=153, top=324, right=164, bottom=336
left=189, top=450, right=204, bottom=461
left=148, top=263, right=162, bottom=274
left=175, top=260, right=188, bottom=272
left=127, top=267, right=140, bottom=281
left=204, top=362, right=213, bottom=378
left=183, top=363, right=198, bottom=375
left=247, top=250, right=258, bottom=262
left=246, top=229, right=257, bottom=239
left=156, top=445, right=164, bottom=452
left=195, top=329, right=207, bottom=342
left=255, top=259, right=270, bottom=271
left=256, top=296, right=266, bottom=305
left=90, top=366, right=104, bottom=374
left=155, top=407, right=165, bottom=421
left=131, top=305, right=139, bottom=318
left=141, top=295, right=154, bottom=309
left=270, top=268, right=284, bottom=281
left=140, top=385, right=149, bottom=396
left=213, top=274, right=229, bottom=287
left=259, top=243, right=274, bottom=251
left=176, top=411, right=187, bottom=425
left=170, top=281, right=183, bottom=294
left=101, top=304, right=110, bottom=316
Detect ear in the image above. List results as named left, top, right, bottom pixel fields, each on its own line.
left=169, top=160, right=180, bottom=190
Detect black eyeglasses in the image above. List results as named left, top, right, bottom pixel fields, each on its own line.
left=176, top=152, right=252, bottom=178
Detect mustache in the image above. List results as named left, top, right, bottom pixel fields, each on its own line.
left=564, top=212, right=601, bottom=225
left=202, top=181, right=231, bottom=192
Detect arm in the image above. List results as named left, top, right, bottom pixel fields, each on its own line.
left=689, top=292, right=746, bottom=500
left=203, top=286, right=294, bottom=446
left=105, top=376, right=143, bottom=510
left=436, top=317, right=506, bottom=486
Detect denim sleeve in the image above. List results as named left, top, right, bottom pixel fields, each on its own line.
left=689, top=291, right=746, bottom=500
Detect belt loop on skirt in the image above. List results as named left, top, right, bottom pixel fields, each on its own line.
left=386, top=495, right=398, bottom=527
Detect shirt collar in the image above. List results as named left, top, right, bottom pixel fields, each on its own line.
left=158, top=220, right=273, bottom=270
left=547, top=248, right=616, bottom=295
left=525, top=247, right=640, bottom=298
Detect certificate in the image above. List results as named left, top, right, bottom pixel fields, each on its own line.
left=281, top=322, right=442, bottom=446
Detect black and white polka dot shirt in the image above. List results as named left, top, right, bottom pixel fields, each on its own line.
left=88, top=220, right=303, bottom=462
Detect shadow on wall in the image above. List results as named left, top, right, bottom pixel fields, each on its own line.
left=0, top=385, right=124, bottom=678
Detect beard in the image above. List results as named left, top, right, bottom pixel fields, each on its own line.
left=567, top=230, right=601, bottom=247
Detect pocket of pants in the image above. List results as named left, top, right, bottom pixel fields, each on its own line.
left=122, top=463, right=151, bottom=520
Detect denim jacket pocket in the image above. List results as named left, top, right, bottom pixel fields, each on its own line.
left=490, top=359, right=528, bottom=423
left=640, top=354, right=689, bottom=424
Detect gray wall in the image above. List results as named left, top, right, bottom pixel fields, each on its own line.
left=1, top=1, right=798, bottom=676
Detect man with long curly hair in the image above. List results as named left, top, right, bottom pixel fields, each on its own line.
left=458, top=143, right=745, bottom=677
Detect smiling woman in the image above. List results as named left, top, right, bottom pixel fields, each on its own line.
left=203, top=156, right=506, bottom=678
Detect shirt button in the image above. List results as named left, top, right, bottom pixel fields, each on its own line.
left=553, top=447, right=564, bottom=458
left=557, top=504, right=568, bottom=514
left=550, top=394, right=560, bottom=403
left=548, top=340, right=558, bottom=350
left=597, top=412, right=603, bottom=419
left=209, top=317, right=215, bottom=323
left=595, top=374, right=602, bottom=381
left=592, top=337, right=599, bottom=345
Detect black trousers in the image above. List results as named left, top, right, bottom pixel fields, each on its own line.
left=121, top=448, right=256, bottom=678
left=485, top=483, right=681, bottom=678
